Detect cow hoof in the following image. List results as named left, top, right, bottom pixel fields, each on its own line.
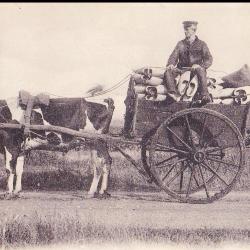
left=86, top=193, right=96, bottom=199
left=86, top=192, right=111, bottom=199
left=97, top=191, right=111, bottom=199
left=0, top=193, right=7, bottom=200
left=13, top=192, right=23, bottom=199
left=4, top=193, right=14, bottom=200
left=1, top=193, right=16, bottom=200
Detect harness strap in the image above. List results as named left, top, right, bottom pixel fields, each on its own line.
left=23, top=97, right=35, bottom=136
left=18, top=90, right=49, bottom=136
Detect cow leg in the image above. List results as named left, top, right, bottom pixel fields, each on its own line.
left=13, top=156, right=24, bottom=194
left=4, top=148, right=14, bottom=194
left=99, top=162, right=111, bottom=196
left=98, top=143, right=111, bottom=197
left=87, top=150, right=102, bottom=198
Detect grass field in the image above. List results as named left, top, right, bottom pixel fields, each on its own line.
left=0, top=210, right=249, bottom=248
left=0, top=146, right=249, bottom=192
left=0, top=145, right=249, bottom=248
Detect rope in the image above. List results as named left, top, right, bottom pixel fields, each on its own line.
left=84, top=74, right=132, bottom=99
left=136, top=66, right=229, bottom=75
left=43, top=73, right=132, bottom=99
left=0, top=67, right=229, bottom=104
left=207, top=69, right=229, bottom=75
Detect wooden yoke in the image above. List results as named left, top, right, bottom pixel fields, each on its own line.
left=23, top=96, right=35, bottom=136
left=19, top=91, right=49, bottom=137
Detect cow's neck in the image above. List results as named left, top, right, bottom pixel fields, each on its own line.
left=83, top=112, right=102, bottom=134
left=33, top=108, right=50, bottom=126
left=6, top=99, right=25, bottom=123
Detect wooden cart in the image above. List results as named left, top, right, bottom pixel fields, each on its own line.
left=1, top=76, right=250, bottom=204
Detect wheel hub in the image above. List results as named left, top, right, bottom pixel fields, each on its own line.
left=193, top=150, right=206, bottom=163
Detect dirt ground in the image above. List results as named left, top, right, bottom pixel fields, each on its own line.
left=0, top=190, right=249, bottom=231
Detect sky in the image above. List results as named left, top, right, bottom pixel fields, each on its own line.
left=0, top=3, right=250, bottom=120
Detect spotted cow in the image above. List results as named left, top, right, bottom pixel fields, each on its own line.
left=0, top=92, right=114, bottom=199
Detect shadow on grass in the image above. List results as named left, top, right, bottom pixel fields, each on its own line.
left=0, top=169, right=159, bottom=193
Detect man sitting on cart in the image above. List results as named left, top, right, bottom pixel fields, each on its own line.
left=164, top=21, right=213, bottom=105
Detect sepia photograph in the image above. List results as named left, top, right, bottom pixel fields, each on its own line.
left=0, top=2, right=249, bottom=250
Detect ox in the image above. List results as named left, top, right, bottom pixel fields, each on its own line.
left=0, top=91, right=114, bottom=199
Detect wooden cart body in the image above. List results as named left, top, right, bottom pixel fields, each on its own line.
left=123, top=77, right=250, bottom=144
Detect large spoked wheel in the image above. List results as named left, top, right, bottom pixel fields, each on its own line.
left=141, top=108, right=245, bottom=204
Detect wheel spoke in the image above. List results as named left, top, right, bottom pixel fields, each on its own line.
left=155, top=154, right=179, bottom=167
left=161, top=158, right=187, bottom=181
left=180, top=170, right=184, bottom=192
left=203, top=129, right=225, bottom=148
left=165, top=164, right=188, bottom=186
left=166, top=126, right=193, bottom=151
left=156, top=157, right=187, bottom=169
left=207, top=153, right=224, bottom=158
left=201, top=161, right=229, bottom=186
left=199, top=114, right=207, bottom=146
left=205, top=145, right=235, bottom=154
left=206, top=156, right=239, bottom=168
left=162, top=164, right=176, bottom=181
left=186, top=168, right=194, bottom=198
left=193, top=169, right=200, bottom=187
left=185, top=115, right=194, bottom=148
left=154, top=144, right=190, bottom=155
left=189, top=162, right=200, bottom=187
left=198, top=164, right=210, bottom=198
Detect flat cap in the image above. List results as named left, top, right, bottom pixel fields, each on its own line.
left=183, top=21, right=198, bottom=28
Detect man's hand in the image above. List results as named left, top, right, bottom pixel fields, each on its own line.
left=166, top=64, right=175, bottom=70
left=191, top=64, right=202, bottom=70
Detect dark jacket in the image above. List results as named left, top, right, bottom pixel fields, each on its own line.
left=167, top=36, right=213, bottom=69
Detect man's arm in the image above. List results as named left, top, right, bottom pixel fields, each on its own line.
left=166, top=42, right=180, bottom=67
left=201, top=42, right=213, bottom=69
